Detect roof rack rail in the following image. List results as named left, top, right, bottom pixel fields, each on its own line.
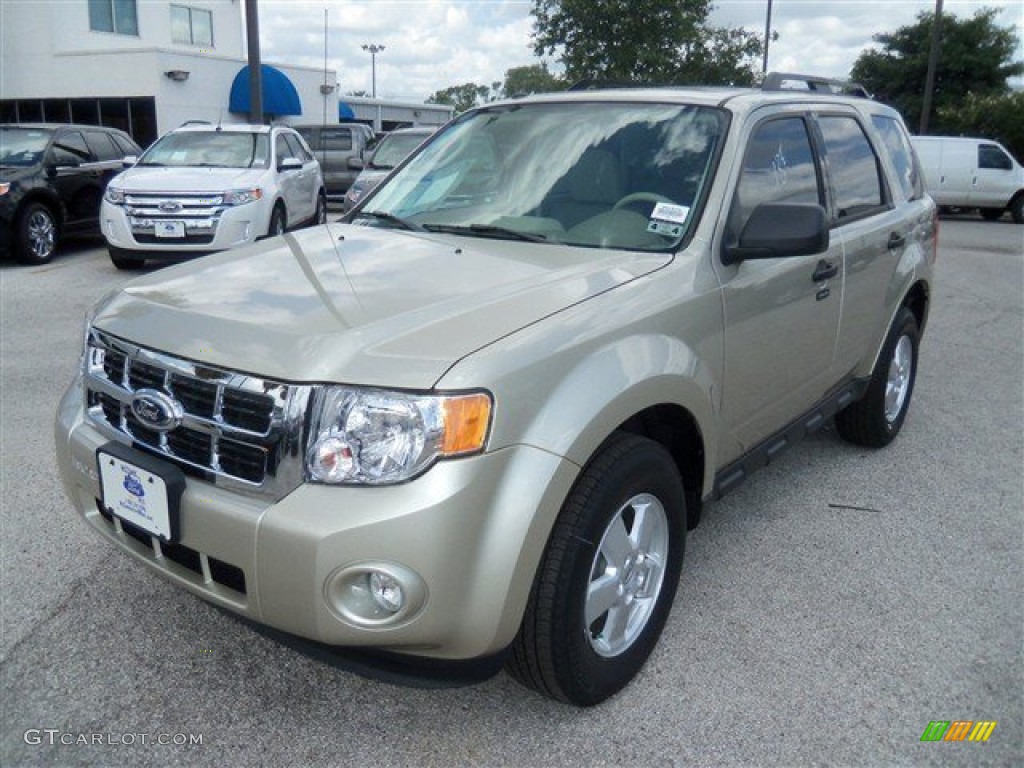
left=178, top=119, right=212, bottom=127
left=762, top=72, right=871, bottom=99
left=567, top=79, right=647, bottom=91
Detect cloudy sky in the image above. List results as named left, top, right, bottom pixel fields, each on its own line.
left=253, top=1, right=1023, bottom=103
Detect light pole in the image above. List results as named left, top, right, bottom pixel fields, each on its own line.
left=362, top=43, right=385, bottom=98
left=763, top=0, right=773, bottom=74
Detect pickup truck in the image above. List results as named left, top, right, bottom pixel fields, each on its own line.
left=56, top=75, right=936, bottom=705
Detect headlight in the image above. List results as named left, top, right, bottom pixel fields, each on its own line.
left=222, top=188, right=263, bottom=206
left=307, top=386, right=492, bottom=485
left=0, top=182, right=10, bottom=196
left=104, top=186, right=124, bottom=204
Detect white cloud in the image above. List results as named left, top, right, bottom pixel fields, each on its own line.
left=254, top=0, right=1024, bottom=102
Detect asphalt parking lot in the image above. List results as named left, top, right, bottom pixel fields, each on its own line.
left=2, top=217, right=1021, bottom=767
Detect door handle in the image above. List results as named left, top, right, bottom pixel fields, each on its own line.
left=812, top=259, right=838, bottom=282
left=887, top=232, right=906, bottom=249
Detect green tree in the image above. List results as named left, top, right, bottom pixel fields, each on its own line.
left=501, top=63, right=566, bottom=97
left=426, top=83, right=493, bottom=113
left=530, top=0, right=765, bottom=85
left=850, top=8, right=1023, bottom=133
left=936, top=91, right=1024, bottom=163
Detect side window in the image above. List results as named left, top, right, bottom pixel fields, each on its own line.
left=111, top=134, right=138, bottom=157
left=275, top=134, right=298, bottom=167
left=284, top=134, right=312, bottom=164
left=818, top=116, right=885, bottom=219
left=84, top=131, right=121, bottom=162
left=730, top=116, right=821, bottom=238
left=870, top=115, right=924, bottom=200
left=50, top=131, right=91, bottom=166
left=320, top=128, right=353, bottom=151
left=978, top=144, right=1012, bottom=171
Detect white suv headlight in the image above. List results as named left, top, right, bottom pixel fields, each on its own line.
left=104, top=186, right=125, bottom=205
left=222, top=188, right=263, bottom=206
left=307, top=386, right=492, bottom=485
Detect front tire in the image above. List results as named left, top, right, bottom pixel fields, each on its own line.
left=507, top=433, right=686, bottom=706
left=1011, top=195, right=1024, bottom=225
left=836, top=307, right=920, bottom=447
left=312, top=192, right=327, bottom=226
left=16, top=202, right=57, bottom=264
left=108, top=247, right=142, bottom=270
left=267, top=204, right=286, bottom=237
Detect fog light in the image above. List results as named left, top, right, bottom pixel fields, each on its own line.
left=324, top=562, right=427, bottom=628
left=368, top=571, right=404, bottom=613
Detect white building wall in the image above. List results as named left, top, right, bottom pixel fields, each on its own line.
left=2, top=0, right=334, bottom=140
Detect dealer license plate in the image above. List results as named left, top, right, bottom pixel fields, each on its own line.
left=98, top=450, right=174, bottom=539
left=155, top=220, right=185, bottom=238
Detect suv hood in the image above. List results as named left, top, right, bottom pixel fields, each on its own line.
left=113, top=166, right=266, bottom=192
left=92, top=222, right=671, bottom=388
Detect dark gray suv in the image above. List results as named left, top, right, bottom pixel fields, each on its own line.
left=0, top=123, right=141, bottom=264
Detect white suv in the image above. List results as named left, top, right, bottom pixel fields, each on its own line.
left=102, top=123, right=326, bottom=269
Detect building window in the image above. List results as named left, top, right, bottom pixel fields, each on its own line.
left=171, top=5, right=214, bottom=47
left=89, top=0, right=139, bottom=36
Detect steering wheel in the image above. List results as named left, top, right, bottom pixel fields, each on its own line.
left=612, top=192, right=676, bottom=212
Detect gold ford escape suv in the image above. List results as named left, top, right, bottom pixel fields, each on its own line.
left=56, top=74, right=936, bottom=706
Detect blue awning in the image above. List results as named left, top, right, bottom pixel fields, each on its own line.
left=229, top=64, right=302, bottom=117
left=339, top=102, right=355, bottom=120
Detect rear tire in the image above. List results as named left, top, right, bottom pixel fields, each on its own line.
left=16, top=202, right=58, bottom=264
left=507, top=433, right=686, bottom=706
left=836, top=307, right=919, bottom=447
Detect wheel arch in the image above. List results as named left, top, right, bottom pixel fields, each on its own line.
left=16, top=189, right=64, bottom=232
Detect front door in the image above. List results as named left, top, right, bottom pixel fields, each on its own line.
left=717, top=113, right=842, bottom=455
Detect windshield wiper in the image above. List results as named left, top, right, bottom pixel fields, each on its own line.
left=421, top=224, right=548, bottom=243
left=358, top=210, right=426, bottom=232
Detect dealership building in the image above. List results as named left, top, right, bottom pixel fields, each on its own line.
left=1, top=0, right=452, bottom=147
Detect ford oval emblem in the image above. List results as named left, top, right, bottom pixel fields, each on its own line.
left=130, top=389, right=184, bottom=431
left=158, top=200, right=183, bottom=213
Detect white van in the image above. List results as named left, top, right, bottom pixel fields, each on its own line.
left=910, top=136, right=1023, bottom=223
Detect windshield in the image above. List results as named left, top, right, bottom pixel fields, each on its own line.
left=370, top=132, right=431, bottom=169
left=357, top=101, right=726, bottom=251
left=139, top=130, right=270, bottom=168
left=0, top=126, right=53, bottom=167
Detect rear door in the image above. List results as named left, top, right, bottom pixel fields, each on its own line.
left=816, top=111, right=910, bottom=375
left=717, top=110, right=843, bottom=453
left=48, top=129, right=98, bottom=229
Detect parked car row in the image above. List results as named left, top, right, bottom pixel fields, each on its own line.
left=1, top=120, right=435, bottom=267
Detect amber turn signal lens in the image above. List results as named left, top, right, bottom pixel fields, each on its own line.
left=440, top=393, right=492, bottom=456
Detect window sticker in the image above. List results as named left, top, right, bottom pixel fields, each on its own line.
left=647, top=201, right=690, bottom=237
left=651, top=202, right=690, bottom=224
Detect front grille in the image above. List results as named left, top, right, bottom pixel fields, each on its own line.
left=84, top=329, right=312, bottom=499
left=97, top=505, right=247, bottom=595
left=124, top=191, right=225, bottom=242
left=131, top=233, right=216, bottom=245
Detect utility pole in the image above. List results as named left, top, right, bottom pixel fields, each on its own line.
left=362, top=43, right=385, bottom=99
left=245, top=0, right=263, bottom=123
left=920, top=0, right=944, bottom=134
left=763, top=0, right=774, bottom=74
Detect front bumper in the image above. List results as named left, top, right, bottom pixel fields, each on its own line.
left=101, top=199, right=271, bottom=253
left=56, top=379, right=577, bottom=660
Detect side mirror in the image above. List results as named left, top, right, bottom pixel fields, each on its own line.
left=347, top=156, right=364, bottom=170
left=722, top=203, right=829, bottom=265
left=278, top=157, right=303, bottom=172
left=122, top=155, right=138, bottom=168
